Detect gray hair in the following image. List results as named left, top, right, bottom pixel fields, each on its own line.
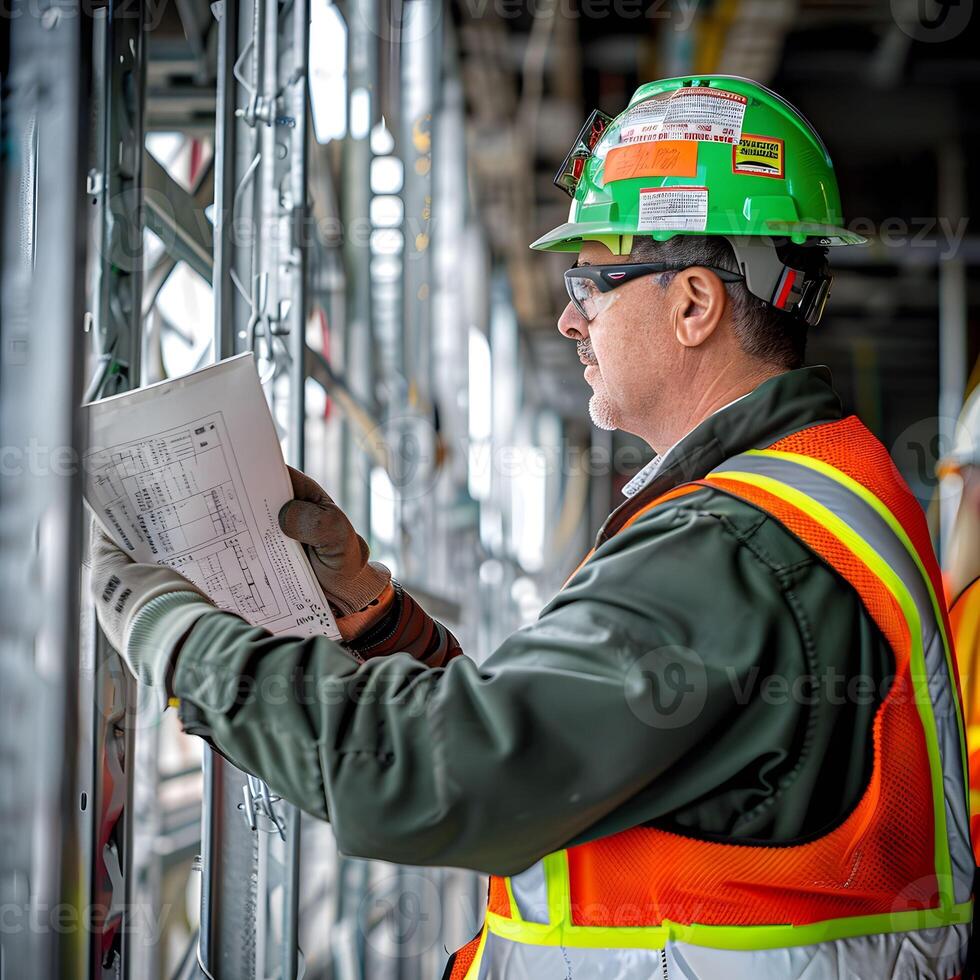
left=629, top=236, right=810, bottom=369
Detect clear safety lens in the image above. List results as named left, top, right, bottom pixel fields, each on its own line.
left=565, top=274, right=603, bottom=321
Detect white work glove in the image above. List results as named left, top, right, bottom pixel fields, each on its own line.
left=89, top=521, right=214, bottom=690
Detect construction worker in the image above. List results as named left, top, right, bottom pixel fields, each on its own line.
left=942, top=385, right=980, bottom=863
left=90, top=76, right=972, bottom=977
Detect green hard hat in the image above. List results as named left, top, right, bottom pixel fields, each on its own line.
left=531, top=75, right=866, bottom=256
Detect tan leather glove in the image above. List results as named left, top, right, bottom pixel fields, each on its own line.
left=278, top=467, right=393, bottom=629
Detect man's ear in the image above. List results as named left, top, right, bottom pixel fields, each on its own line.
left=673, top=268, right=727, bottom=348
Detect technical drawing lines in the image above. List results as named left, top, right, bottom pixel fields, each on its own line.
left=87, top=412, right=287, bottom=625
left=167, top=535, right=280, bottom=621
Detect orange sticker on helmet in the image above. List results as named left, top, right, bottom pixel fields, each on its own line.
left=603, top=141, right=698, bottom=182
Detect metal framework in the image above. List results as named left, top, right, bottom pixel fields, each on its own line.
left=4, top=1, right=978, bottom=977
left=81, top=5, right=149, bottom=978
left=0, top=3, right=91, bottom=977
left=200, top=1, right=311, bottom=976
left=3, top=2, right=496, bottom=976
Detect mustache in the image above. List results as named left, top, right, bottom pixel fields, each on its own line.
left=577, top=340, right=598, bottom=365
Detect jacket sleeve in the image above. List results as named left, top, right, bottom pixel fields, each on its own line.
left=345, top=581, right=463, bottom=666
left=172, top=495, right=811, bottom=875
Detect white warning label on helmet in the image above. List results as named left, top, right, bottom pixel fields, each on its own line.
left=619, top=88, right=747, bottom=145
left=637, top=186, right=708, bottom=231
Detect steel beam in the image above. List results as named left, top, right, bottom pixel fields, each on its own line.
left=141, top=152, right=215, bottom=319
left=143, top=150, right=215, bottom=287
left=340, top=0, right=379, bottom=531
left=201, top=1, right=311, bottom=975
left=80, top=4, right=148, bottom=979
left=199, top=2, right=264, bottom=971
left=0, top=3, right=91, bottom=977
left=937, top=141, right=968, bottom=562
left=396, top=0, right=441, bottom=588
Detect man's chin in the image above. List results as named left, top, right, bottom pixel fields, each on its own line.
left=588, top=392, right=620, bottom=431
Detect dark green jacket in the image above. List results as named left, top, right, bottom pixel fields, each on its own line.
left=173, top=366, right=892, bottom=876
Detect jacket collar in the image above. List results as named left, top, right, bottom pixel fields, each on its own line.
left=598, top=365, right=843, bottom=543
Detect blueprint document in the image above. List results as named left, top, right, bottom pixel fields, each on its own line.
left=83, top=353, right=340, bottom=640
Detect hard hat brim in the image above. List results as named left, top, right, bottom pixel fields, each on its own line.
left=530, top=220, right=868, bottom=253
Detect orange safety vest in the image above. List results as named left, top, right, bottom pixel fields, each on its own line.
left=446, top=417, right=972, bottom=979
left=951, top=575, right=980, bottom=864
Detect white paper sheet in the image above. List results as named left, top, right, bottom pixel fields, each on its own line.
left=83, top=353, right=340, bottom=640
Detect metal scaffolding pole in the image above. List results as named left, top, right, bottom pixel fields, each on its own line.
left=201, top=0, right=311, bottom=975
left=0, top=2, right=90, bottom=977
left=79, top=3, right=148, bottom=977
left=396, top=0, right=441, bottom=587
left=340, top=0, right=379, bottom=530
left=392, top=5, right=444, bottom=978
left=937, top=141, right=967, bottom=563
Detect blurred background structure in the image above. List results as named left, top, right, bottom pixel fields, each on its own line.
left=1, top=0, right=978, bottom=977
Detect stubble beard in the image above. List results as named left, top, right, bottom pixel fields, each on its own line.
left=578, top=338, right=621, bottom=431
left=587, top=372, right=620, bottom=431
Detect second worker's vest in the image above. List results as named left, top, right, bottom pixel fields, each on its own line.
left=445, top=417, right=973, bottom=980
left=950, top=575, right=980, bottom=865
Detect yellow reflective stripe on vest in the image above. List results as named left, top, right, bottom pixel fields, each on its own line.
left=469, top=920, right=971, bottom=979
left=492, top=853, right=972, bottom=953
left=484, top=901, right=972, bottom=951
left=721, top=449, right=972, bottom=901
left=746, top=447, right=970, bottom=791
left=708, top=453, right=971, bottom=909
left=484, top=448, right=973, bottom=969
left=458, top=923, right=489, bottom=979
left=493, top=854, right=970, bottom=951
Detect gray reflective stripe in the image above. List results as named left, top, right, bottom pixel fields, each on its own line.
left=477, top=935, right=666, bottom=980
left=709, top=451, right=973, bottom=905
left=509, top=861, right=549, bottom=924
left=473, top=923, right=968, bottom=980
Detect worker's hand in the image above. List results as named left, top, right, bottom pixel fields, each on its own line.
left=278, top=466, right=393, bottom=622
left=89, top=521, right=213, bottom=688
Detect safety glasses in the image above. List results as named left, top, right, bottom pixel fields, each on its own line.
left=554, top=109, right=614, bottom=197
left=564, top=263, right=744, bottom=322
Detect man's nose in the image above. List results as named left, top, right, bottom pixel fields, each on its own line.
left=558, top=301, right=588, bottom=341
